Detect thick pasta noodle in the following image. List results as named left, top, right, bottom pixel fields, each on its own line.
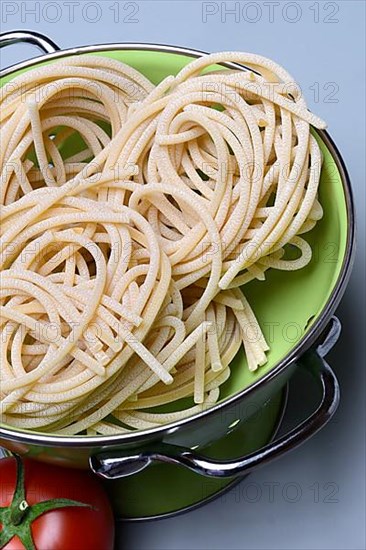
left=0, top=52, right=326, bottom=434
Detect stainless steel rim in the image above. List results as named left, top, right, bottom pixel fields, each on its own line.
left=0, top=42, right=356, bottom=448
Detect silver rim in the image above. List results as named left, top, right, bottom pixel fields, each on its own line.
left=0, top=42, right=356, bottom=448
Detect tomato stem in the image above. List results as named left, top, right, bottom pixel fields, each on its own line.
left=10, top=499, right=30, bottom=526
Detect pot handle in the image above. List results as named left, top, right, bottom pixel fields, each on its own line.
left=0, top=30, right=60, bottom=57
left=90, top=317, right=341, bottom=480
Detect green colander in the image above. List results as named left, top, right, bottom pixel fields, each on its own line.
left=0, top=31, right=355, bottom=520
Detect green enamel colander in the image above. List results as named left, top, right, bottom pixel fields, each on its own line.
left=0, top=31, right=355, bottom=520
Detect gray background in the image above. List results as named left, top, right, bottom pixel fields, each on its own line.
left=1, top=1, right=365, bottom=549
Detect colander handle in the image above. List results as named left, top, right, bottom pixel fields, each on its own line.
left=90, top=317, right=341, bottom=480
left=0, top=30, right=60, bottom=60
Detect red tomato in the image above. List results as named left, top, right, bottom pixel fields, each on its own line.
left=0, top=456, right=115, bottom=550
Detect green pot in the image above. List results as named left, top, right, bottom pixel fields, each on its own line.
left=0, top=31, right=355, bottom=517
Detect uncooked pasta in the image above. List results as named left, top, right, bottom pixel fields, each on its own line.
left=0, top=52, right=326, bottom=434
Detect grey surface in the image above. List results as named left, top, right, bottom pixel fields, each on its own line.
left=1, top=1, right=365, bottom=549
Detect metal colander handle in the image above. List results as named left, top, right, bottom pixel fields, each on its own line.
left=0, top=30, right=60, bottom=61
left=91, top=317, right=341, bottom=480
